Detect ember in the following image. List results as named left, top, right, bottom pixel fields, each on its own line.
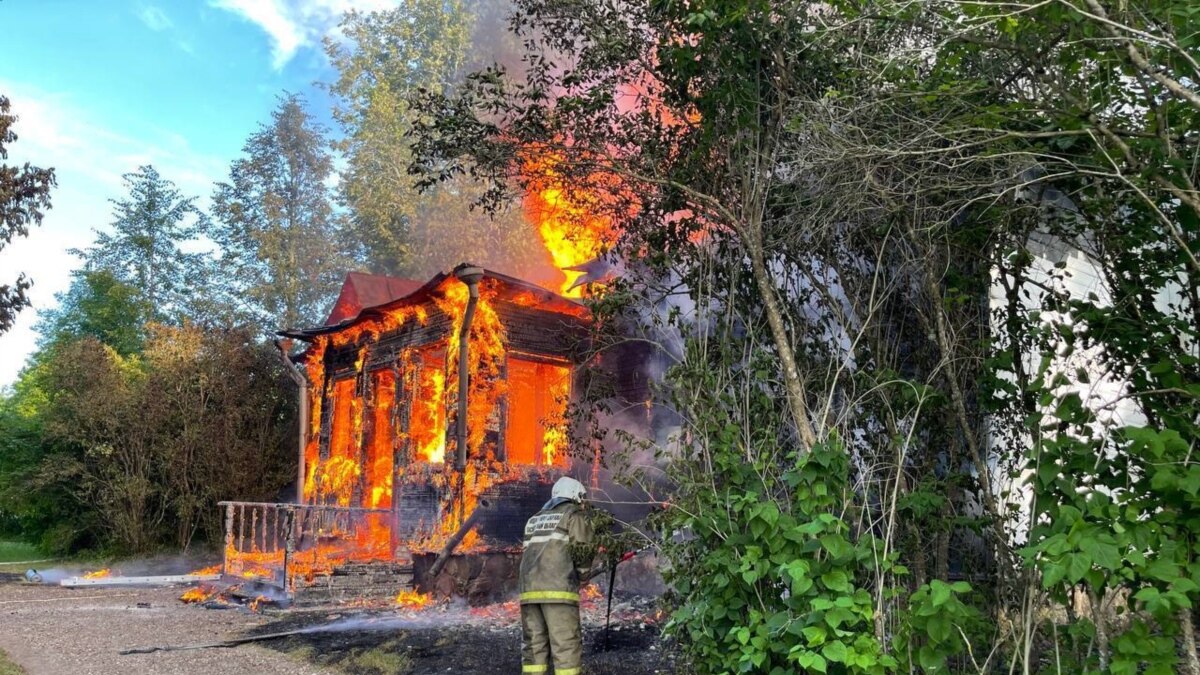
left=581, top=583, right=604, bottom=603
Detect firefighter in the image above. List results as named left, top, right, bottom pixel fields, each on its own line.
left=519, top=476, right=596, bottom=675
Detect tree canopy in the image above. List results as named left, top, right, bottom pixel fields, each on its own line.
left=0, top=94, right=56, bottom=334
left=210, top=93, right=345, bottom=330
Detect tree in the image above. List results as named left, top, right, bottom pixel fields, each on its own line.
left=327, top=1, right=544, bottom=276
left=210, top=93, right=345, bottom=330
left=0, top=94, right=56, bottom=334
left=3, top=324, right=297, bottom=554
left=410, top=0, right=1200, bottom=671
left=36, top=269, right=151, bottom=356
left=74, top=165, right=207, bottom=321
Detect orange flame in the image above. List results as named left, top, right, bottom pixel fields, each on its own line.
left=180, top=585, right=216, bottom=603
left=251, top=275, right=581, bottom=590
left=521, top=146, right=627, bottom=297
left=581, top=583, right=603, bottom=603
left=83, top=568, right=112, bottom=579
left=395, top=588, right=433, bottom=610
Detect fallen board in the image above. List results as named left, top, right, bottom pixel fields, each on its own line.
left=60, top=573, right=222, bottom=587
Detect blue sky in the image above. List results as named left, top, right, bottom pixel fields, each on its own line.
left=0, top=0, right=397, bottom=386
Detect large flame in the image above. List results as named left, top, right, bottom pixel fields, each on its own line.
left=253, top=276, right=576, bottom=591
left=521, top=146, right=623, bottom=297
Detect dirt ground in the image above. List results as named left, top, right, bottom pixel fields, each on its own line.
left=0, top=573, right=331, bottom=675
left=0, top=570, right=679, bottom=674
left=248, top=594, right=679, bottom=674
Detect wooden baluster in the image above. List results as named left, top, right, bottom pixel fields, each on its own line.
left=251, top=508, right=259, bottom=553
left=240, top=502, right=249, bottom=554
left=223, top=503, right=234, bottom=575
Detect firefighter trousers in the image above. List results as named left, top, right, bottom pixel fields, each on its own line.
left=520, top=602, right=582, bottom=674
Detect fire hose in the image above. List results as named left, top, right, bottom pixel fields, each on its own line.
left=583, top=544, right=655, bottom=649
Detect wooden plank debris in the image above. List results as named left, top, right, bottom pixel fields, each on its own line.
left=59, top=573, right=222, bottom=587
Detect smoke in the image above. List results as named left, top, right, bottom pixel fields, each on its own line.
left=25, top=552, right=221, bottom=585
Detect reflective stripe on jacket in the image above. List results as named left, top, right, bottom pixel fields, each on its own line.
left=518, top=501, right=594, bottom=604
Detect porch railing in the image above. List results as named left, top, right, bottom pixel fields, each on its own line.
left=219, top=501, right=393, bottom=591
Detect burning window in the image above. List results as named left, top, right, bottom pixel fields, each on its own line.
left=410, top=350, right=448, bottom=464
left=505, top=357, right=571, bottom=465
left=366, top=369, right=396, bottom=509
left=322, top=377, right=361, bottom=506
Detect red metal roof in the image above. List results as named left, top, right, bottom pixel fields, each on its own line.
left=324, top=272, right=424, bottom=326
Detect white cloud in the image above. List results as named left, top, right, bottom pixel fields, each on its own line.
left=211, top=0, right=397, bottom=69
left=0, top=81, right=228, bottom=387
left=139, top=5, right=173, bottom=31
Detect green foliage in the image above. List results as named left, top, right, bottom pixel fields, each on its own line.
left=210, top=93, right=346, bottom=330
left=71, top=165, right=208, bottom=322
left=0, top=326, right=296, bottom=554
left=327, top=0, right=466, bottom=273
left=895, top=580, right=980, bottom=673
left=663, top=438, right=897, bottom=674
left=0, top=540, right=40, bottom=563
left=0, top=93, right=56, bottom=334
left=36, top=269, right=150, bottom=356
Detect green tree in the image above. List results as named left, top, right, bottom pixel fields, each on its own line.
left=36, top=269, right=150, bottom=356
left=0, top=94, right=56, bottom=334
left=210, top=93, right=345, bottom=330
left=74, top=165, right=207, bottom=321
left=328, top=1, right=485, bottom=274
left=2, top=325, right=296, bottom=555
left=411, top=1, right=1001, bottom=671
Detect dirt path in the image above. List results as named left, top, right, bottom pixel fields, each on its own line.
left=0, top=581, right=332, bottom=675
left=0, top=573, right=678, bottom=674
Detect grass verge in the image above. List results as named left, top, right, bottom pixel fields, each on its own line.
left=0, top=541, right=41, bottom=564
left=0, top=647, right=25, bottom=675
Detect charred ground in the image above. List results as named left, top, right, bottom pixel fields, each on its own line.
left=250, top=593, right=679, bottom=674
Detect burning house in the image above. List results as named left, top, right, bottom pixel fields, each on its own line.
left=220, top=263, right=594, bottom=605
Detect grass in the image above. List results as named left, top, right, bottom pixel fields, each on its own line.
left=342, top=647, right=413, bottom=674
left=284, top=639, right=413, bottom=675
left=0, top=540, right=41, bottom=564
left=0, top=647, right=25, bottom=675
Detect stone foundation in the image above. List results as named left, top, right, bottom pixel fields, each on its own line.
left=415, top=552, right=522, bottom=606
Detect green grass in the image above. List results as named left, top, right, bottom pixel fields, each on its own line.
left=0, top=647, right=25, bottom=675
left=0, top=540, right=41, bottom=564
left=342, top=647, right=412, bottom=674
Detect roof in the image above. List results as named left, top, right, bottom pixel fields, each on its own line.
left=282, top=264, right=589, bottom=342
left=324, top=272, right=425, bottom=326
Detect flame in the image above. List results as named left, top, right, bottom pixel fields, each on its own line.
left=581, top=583, right=603, bottom=603
left=249, top=595, right=271, bottom=612
left=433, top=280, right=507, bottom=463
left=83, top=568, right=112, bottom=579
left=412, top=362, right=447, bottom=464
left=248, top=275, right=582, bottom=591
left=395, top=589, right=433, bottom=610
left=180, top=585, right=216, bottom=603
left=189, top=564, right=221, bottom=576
left=302, top=337, right=328, bottom=502
left=367, top=369, right=397, bottom=508
left=521, top=146, right=627, bottom=297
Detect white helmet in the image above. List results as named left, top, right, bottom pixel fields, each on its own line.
left=551, top=476, right=587, bottom=503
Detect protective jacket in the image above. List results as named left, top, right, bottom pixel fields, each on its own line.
left=518, top=500, right=594, bottom=604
